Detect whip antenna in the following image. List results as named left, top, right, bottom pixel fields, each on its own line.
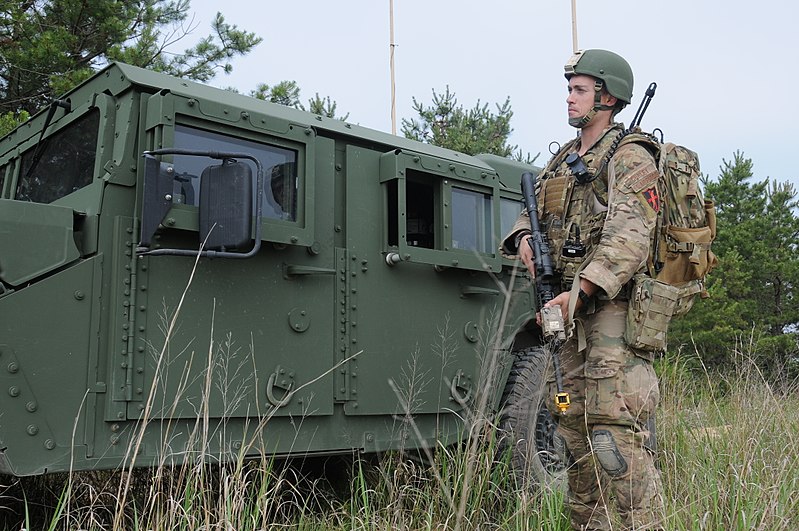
left=389, top=0, right=397, bottom=135
left=571, top=0, right=579, bottom=52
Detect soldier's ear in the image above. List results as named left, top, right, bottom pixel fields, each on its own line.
left=602, top=93, right=618, bottom=107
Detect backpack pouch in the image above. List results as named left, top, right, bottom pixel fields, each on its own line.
left=657, top=224, right=717, bottom=285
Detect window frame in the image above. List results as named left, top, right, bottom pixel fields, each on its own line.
left=5, top=96, right=113, bottom=205
left=380, top=149, right=501, bottom=272
left=143, top=93, right=316, bottom=247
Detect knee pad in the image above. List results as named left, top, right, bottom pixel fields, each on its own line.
left=592, top=429, right=628, bottom=477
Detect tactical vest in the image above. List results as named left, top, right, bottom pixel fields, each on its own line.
left=538, top=125, right=626, bottom=289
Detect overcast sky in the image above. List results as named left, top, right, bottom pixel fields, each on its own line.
left=183, top=0, right=797, bottom=189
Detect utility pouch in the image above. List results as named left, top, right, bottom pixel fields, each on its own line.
left=625, top=274, right=702, bottom=352
left=656, top=200, right=718, bottom=285
left=656, top=225, right=716, bottom=285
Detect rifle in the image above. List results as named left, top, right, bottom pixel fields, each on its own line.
left=520, top=171, right=570, bottom=413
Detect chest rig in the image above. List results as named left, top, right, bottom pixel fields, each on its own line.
left=538, top=125, right=625, bottom=290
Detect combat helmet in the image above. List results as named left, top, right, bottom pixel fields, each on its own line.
left=564, top=49, right=633, bottom=127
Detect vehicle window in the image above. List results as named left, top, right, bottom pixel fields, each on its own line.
left=405, top=178, right=436, bottom=248
left=500, top=197, right=523, bottom=240
left=452, top=187, right=492, bottom=254
left=0, top=164, right=6, bottom=197
left=173, top=126, right=298, bottom=222
left=16, top=110, right=100, bottom=203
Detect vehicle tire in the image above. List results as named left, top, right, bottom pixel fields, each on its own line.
left=498, top=347, right=567, bottom=491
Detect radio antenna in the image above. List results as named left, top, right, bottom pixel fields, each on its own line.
left=571, top=0, right=579, bottom=52
left=389, top=0, right=397, bottom=135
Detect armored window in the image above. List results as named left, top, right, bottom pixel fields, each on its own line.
left=381, top=150, right=501, bottom=272
left=172, top=125, right=298, bottom=221
left=500, top=197, right=523, bottom=240
left=404, top=173, right=437, bottom=248
left=452, top=187, right=492, bottom=254
left=16, top=110, right=100, bottom=204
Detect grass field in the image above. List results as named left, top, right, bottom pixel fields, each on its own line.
left=2, top=345, right=797, bottom=530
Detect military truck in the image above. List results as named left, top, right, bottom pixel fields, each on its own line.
left=0, top=63, right=558, bottom=482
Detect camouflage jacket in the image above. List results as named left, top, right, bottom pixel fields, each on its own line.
left=502, top=124, right=659, bottom=299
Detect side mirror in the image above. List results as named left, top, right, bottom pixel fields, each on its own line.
left=199, top=159, right=253, bottom=250
left=137, top=148, right=264, bottom=259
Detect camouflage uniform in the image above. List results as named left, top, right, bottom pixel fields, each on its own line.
left=502, top=123, right=665, bottom=530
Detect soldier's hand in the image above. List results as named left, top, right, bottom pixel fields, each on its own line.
left=518, top=234, right=535, bottom=277
left=543, top=291, right=572, bottom=323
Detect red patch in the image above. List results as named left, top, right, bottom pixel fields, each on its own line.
left=643, top=187, right=659, bottom=211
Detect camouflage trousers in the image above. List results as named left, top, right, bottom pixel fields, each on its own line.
left=547, top=298, right=665, bottom=530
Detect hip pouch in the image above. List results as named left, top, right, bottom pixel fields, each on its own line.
left=625, top=274, right=702, bottom=352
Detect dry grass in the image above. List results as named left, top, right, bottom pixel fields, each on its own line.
left=2, top=254, right=796, bottom=529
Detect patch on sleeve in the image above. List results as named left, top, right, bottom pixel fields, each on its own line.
left=622, top=163, right=659, bottom=193
left=642, top=187, right=660, bottom=212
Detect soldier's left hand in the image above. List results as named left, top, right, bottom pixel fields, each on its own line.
left=543, top=291, right=575, bottom=323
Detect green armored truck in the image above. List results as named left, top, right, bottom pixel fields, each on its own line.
left=0, top=63, right=557, bottom=482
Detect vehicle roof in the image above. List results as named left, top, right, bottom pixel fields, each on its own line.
left=2, top=62, right=537, bottom=189
left=107, top=62, right=497, bottom=173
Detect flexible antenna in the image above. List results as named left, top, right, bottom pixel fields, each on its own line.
left=389, top=0, right=397, bottom=135
left=571, top=0, right=579, bottom=52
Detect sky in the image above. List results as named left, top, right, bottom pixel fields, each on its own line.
left=181, top=0, right=798, bottom=189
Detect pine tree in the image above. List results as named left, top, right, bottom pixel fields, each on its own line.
left=401, top=87, right=533, bottom=162
left=0, top=1, right=261, bottom=117
left=671, top=151, right=799, bottom=377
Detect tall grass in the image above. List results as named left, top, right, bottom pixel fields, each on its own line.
left=658, top=343, right=799, bottom=530
left=4, top=345, right=798, bottom=530
left=2, top=252, right=796, bottom=529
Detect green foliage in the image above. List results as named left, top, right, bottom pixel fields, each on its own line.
left=251, top=80, right=301, bottom=107
left=671, top=151, right=799, bottom=376
left=0, top=1, right=261, bottom=115
left=401, top=86, right=533, bottom=163
left=302, top=93, right=349, bottom=121
left=251, top=83, right=349, bottom=120
left=658, top=350, right=799, bottom=529
left=0, top=110, right=30, bottom=137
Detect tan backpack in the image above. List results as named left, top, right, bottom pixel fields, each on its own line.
left=617, top=135, right=718, bottom=352
left=650, top=141, right=718, bottom=286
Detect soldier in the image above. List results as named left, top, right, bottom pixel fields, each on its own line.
left=502, top=49, right=665, bottom=530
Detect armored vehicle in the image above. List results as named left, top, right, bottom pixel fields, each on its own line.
left=0, top=63, right=556, bottom=482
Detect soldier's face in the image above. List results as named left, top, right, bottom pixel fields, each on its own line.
left=566, top=75, right=597, bottom=122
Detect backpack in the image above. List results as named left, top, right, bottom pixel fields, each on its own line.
left=614, top=134, right=717, bottom=288
left=614, top=134, right=718, bottom=351
left=649, top=141, right=718, bottom=288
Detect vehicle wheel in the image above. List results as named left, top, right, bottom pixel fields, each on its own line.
left=498, top=347, right=566, bottom=491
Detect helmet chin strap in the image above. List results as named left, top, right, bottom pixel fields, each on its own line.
left=569, top=80, right=616, bottom=129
